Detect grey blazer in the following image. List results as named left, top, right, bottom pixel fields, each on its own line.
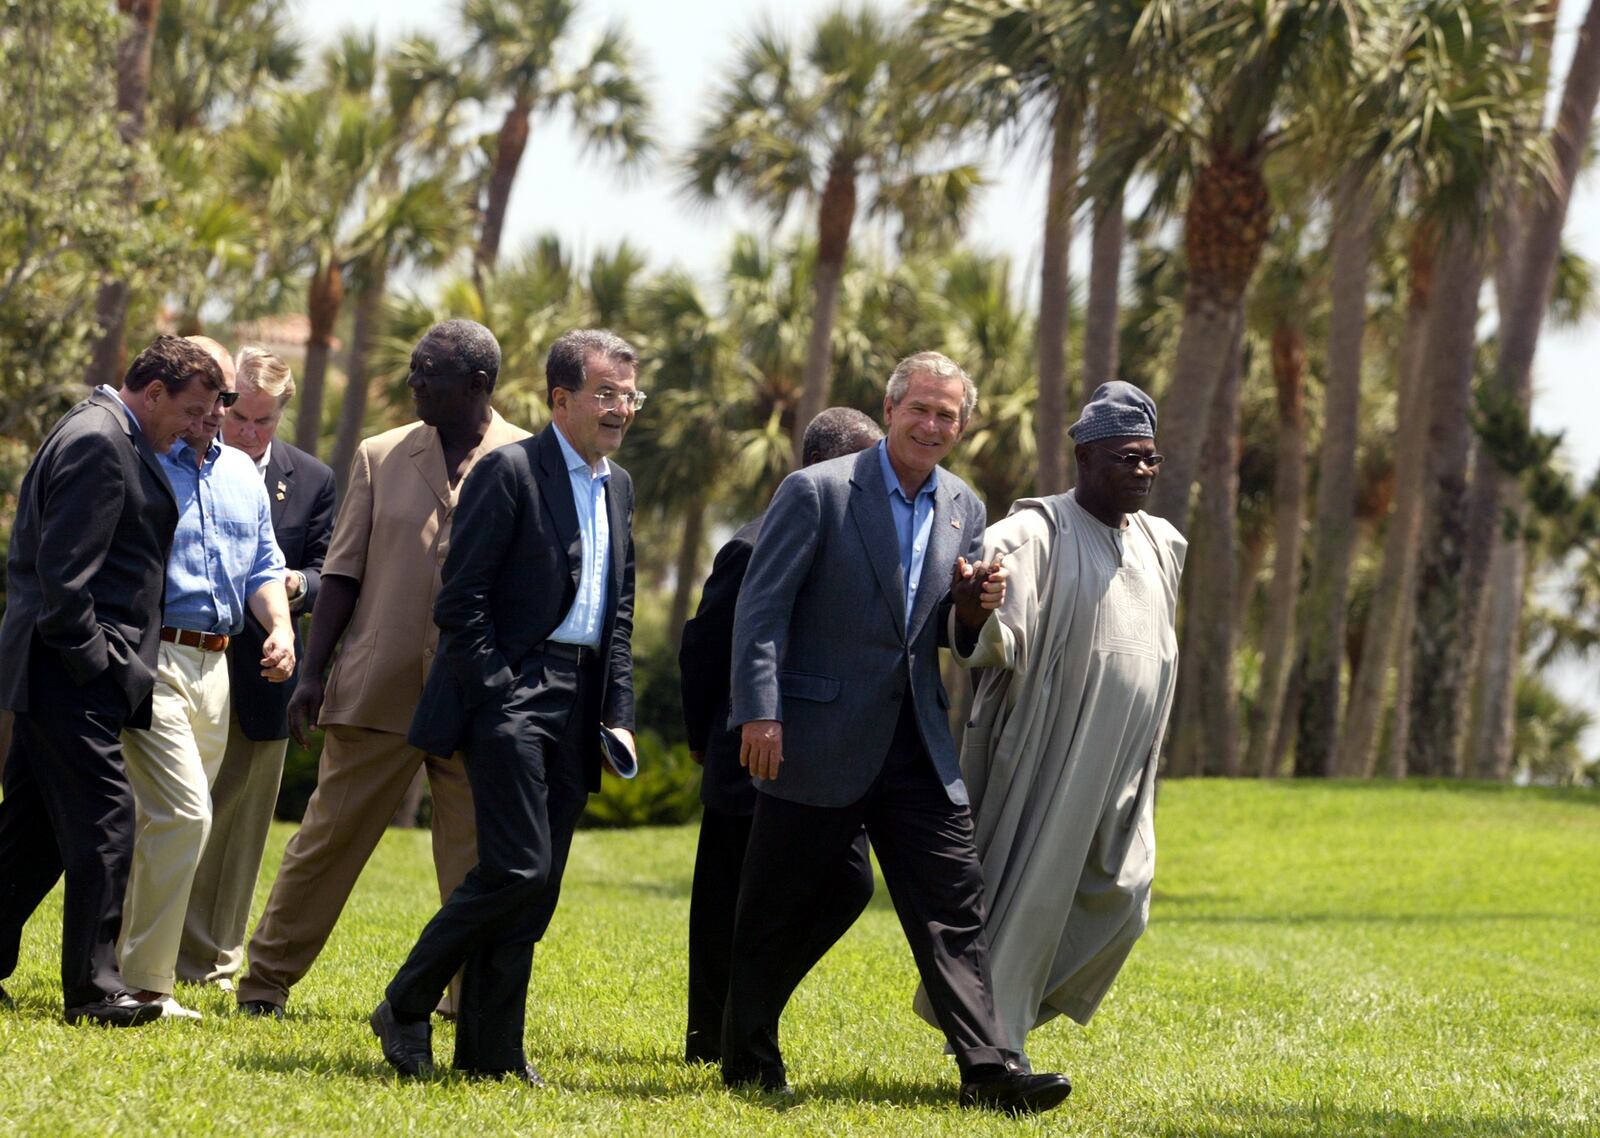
left=729, top=446, right=986, bottom=808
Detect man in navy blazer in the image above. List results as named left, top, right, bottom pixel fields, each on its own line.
left=723, top=352, right=1071, bottom=1113
left=0, top=336, right=223, bottom=1025
left=178, top=346, right=337, bottom=989
left=373, top=329, right=639, bottom=1085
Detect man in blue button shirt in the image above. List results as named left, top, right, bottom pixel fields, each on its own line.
left=117, top=337, right=295, bottom=1020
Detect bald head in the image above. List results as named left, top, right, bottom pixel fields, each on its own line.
left=182, top=335, right=235, bottom=455
left=184, top=336, right=236, bottom=388
left=802, top=406, right=882, bottom=466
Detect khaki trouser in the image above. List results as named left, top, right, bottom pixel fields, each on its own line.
left=177, top=715, right=287, bottom=984
left=236, top=724, right=476, bottom=1011
left=119, top=640, right=231, bottom=995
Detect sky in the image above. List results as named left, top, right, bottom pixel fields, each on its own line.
left=294, top=0, right=1599, bottom=743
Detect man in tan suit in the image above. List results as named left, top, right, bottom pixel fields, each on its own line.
left=235, top=320, right=528, bottom=1018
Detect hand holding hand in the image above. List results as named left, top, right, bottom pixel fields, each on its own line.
left=739, top=719, right=784, bottom=781
left=951, top=552, right=1007, bottom=631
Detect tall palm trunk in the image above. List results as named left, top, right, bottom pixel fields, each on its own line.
left=792, top=155, right=858, bottom=463
left=1147, top=143, right=1271, bottom=534
left=1472, top=539, right=1525, bottom=778
left=1190, top=319, right=1244, bottom=776
left=475, top=93, right=533, bottom=283
left=1406, top=217, right=1485, bottom=777
left=1337, top=223, right=1436, bottom=777
left=331, top=253, right=388, bottom=489
left=1245, top=317, right=1306, bottom=777
left=294, top=259, right=344, bottom=457
left=85, top=0, right=161, bottom=388
left=1081, top=179, right=1123, bottom=401
left=1033, top=92, right=1081, bottom=495
left=1463, top=0, right=1600, bottom=777
left=668, top=498, right=709, bottom=655
left=1294, top=169, right=1373, bottom=776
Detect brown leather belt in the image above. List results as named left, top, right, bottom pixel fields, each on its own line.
left=161, top=626, right=229, bottom=652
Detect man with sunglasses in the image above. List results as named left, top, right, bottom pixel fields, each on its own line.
left=913, top=380, right=1187, bottom=1067
left=117, top=336, right=296, bottom=1020
left=373, top=329, right=640, bottom=1085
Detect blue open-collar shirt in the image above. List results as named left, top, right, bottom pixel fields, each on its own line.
left=876, top=439, right=938, bottom=631
left=158, top=436, right=285, bottom=635
left=548, top=424, right=612, bottom=649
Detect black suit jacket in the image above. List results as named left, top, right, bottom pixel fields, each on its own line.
left=0, top=389, right=178, bottom=727
left=409, top=426, right=636, bottom=788
left=227, top=440, right=336, bottom=741
left=679, top=515, right=763, bottom=816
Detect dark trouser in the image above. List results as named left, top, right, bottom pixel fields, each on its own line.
left=686, top=806, right=874, bottom=1062
left=722, top=699, right=1016, bottom=1085
left=386, top=647, right=592, bottom=1074
left=0, top=649, right=137, bottom=1009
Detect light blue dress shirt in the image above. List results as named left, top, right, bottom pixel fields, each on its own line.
left=548, top=425, right=612, bottom=649
left=877, top=439, right=938, bottom=630
left=158, top=437, right=285, bottom=635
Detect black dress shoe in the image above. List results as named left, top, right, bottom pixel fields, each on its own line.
left=370, top=999, right=434, bottom=1078
left=64, top=993, right=164, bottom=1028
left=959, top=1060, right=1072, bottom=1114
left=238, top=999, right=285, bottom=1019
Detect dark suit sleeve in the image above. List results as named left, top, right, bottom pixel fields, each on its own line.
left=34, top=424, right=131, bottom=684
left=602, top=474, right=635, bottom=730
left=298, top=463, right=337, bottom=613
left=679, top=535, right=754, bottom=751
left=433, top=449, right=522, bottom=707
left=730, top=472, right=822, bottom=726
left=936, top=495, right=989, bottom=650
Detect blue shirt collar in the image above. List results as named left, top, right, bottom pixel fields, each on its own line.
left=876, top=438, right=937, bottom=502
left=168, top=434, right=222, bottom=468
left=553, top=422, right=611, bottom=482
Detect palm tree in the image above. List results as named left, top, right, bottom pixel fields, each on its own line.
left=462, top=0, right=653, bottom=281
left=1141, top=1, right=1352, bottom=535
left=1462, top=0, right=1600, bottom=777
left=151, top=0, right=301, bottom=135
left=85, top=0, right=162, bottom=389
left=330, top=36, right=476, bottom=485
left=234, top=35, right=388, bottom=457
left=685, top=4, right=982, bottom=463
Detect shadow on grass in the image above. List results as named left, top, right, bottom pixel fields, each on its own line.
left=1151, top=1099, right=1590, bottom=1137
left=235, top=1049, right=390, bottom=1080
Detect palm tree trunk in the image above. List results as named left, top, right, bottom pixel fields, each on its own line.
left=1191, top=318, right=1244, bottom=776
left=1245, top=317, right=1306, bottom=778
left=1472, top=539, right=1525, bottom=779
left=1294, top=168, right=1373, bottom=776
left=1147, top=144, right=1271, bottom=534
left=294, top=259, right=344, bottom=457
left=668, top=498, right=709, bottom=655
left=792, top=155, right=857, bottom=463
left=475, top=95, right=533, bottom=283
left=331, top=254, right=388, bottom=490
left=85, top=0, right=161, bottom=388
left=1034, top=92, right=1081, bottom=495
left=1082, top=179, right=1124, bottom=402
left=1461, top=0, right=1600, bottom=777
left=1337, top=222, right=1436, bottom=778
left=1406, top=217, right=1485, bottom=777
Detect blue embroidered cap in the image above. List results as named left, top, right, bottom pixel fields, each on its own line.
left=1068, top=380, right=1157, bottom=444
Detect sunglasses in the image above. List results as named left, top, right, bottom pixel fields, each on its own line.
left=215, top=390, right=240, bottom=409
left=1090, top=444, right=1163, bottom=470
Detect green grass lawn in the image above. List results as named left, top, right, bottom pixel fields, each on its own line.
left=1, top=780, right=1596, bottom=1136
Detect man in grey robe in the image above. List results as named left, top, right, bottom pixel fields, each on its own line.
left=916, top=380, right=1186, bottom=1051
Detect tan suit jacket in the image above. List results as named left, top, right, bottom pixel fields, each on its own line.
left=319, top=412, right=530, bottom=734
